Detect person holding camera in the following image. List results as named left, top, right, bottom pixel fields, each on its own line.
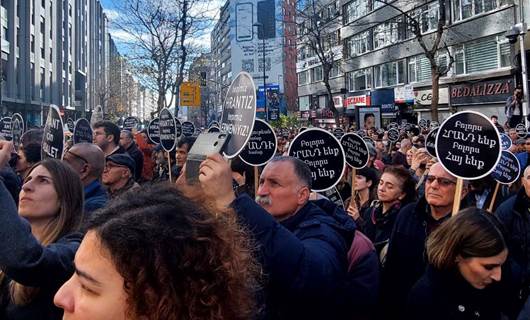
left=505, top=88, right=524, bottom=128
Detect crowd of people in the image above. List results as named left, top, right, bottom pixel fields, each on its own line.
left=1, top=115, right=530, bottom=319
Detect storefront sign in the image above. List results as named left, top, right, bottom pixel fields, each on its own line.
left=345, top=94, right=371, bottom=108
left=449, top=78, right=513, bottom=105
left=414, top=87, right=449, bottom=106
left=333, top=96, right=343, bottom=109
left=394, top=85, right=415, bottom=103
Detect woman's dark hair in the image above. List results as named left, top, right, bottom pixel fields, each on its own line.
left=381, top=165, right=416, bottom=205
left=85, top=183, right=259, bottom=320
left=357, top=167, right=379, bottom=201
left=427, top=208, right=506, bottom=270
left=1, top=158, right=84, bottom=305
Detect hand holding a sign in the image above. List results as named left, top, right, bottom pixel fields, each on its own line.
left=0, top=140, right=14, bottom=169
left=198, top=153, right=236, bottom=209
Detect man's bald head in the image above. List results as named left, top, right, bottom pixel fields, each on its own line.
left=69, top=143, right=105, bottom=180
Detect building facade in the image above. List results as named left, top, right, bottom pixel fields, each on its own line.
left=0, top=0, right=129, bottom=127
left=297, top=0, right=529, bottom=127
left=188, top=52, right=216, bottom=127
left=211, top=0, right=298, bottom=119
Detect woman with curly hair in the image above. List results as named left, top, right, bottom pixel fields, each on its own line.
left=54, top=183, right=259, bottom=320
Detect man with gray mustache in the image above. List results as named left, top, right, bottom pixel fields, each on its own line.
left=198, top=154, right=360, bottom=319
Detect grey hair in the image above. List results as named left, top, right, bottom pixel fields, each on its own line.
left=121, top=130, right=134, bottom=139
left=268, top=156, right=312, bottom=189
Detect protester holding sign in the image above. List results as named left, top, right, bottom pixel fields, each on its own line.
left=363, top=166, right=416, bottom=256
left=346, top=167, right=379, bottom=230
left=407, top=208, right=513, bottom=320
left=0, top=141, right=84, bottom=319
left=381, top=162, right=469, bottom=319
left=196, top=154, right=376, bottom=319
left=54, top=183, right=259, bottom=320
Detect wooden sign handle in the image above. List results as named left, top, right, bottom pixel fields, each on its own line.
left=167, top=153, right=172, bottom=182
left=416, top=169, right=429, bottom=191
left=350, top=167, right=357, bottom=203
left=487, top=182, right=500, bottom=214
left=254, top=166, right=259, bottom=196
left=451, top=178, right=463, bottom=216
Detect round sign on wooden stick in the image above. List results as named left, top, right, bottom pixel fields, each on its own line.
left=11, top=113, right=24, bottom=133
left=288, top=128, right=346, bottom=192
left=73, top=118, right=93, bottom=144
left=435, top=111, right=501, bottom=180
left=435, top=111, right=501, bottom=215
left=123, top=116, right=139, bottom=131
left=488, top=151, right=521, bottom=212
left=516, top=123, right=527, bottom=138
left=147, top=118, right=160, bottom=144
left=220, top=72, right=256, bottom=158
left=42, top=105, right=64, bottom=160
left=90, top=105, right=104, bottom=127
left=500, top=133, right=512, bottom=151
left=239, top=119, right=277, bottom=167
left=159, top=108, right=177, bottom=152
left=340, top=133, right=369, bottom=169
left=0, top=117, right=12, bottom=141
left=425, top=128, right=439, bottom=158
left=181, top=121, right=195, bottom=137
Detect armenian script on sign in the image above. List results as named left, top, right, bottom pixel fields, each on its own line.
left=441, top=122, right=496, bottom=171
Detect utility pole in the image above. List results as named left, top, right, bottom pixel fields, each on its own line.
left=254, top=22, right=267, bottom=121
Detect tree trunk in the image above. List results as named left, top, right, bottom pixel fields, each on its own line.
left=430, top=69, right=440, bottom=122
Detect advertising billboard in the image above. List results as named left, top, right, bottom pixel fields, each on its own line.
left=230, top=0, right=284, bottom=93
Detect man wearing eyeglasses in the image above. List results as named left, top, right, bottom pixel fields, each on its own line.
left=102, top=153, right=140, bottom=199
left=63, top=143, right=108, bottom=214
left=379, top=162, right=469, bottom=318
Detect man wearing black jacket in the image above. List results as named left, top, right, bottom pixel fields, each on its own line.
left=197, top=155, right=378, bottom=319
left=119, top=130, right=144, bottom=181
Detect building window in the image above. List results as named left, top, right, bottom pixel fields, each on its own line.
left=330, top=62, right=341, bottom=78
left=374, top=60, right=405, bottom=87
left=345, top=30, right=371, bottom=57
left=346, top=68, right=372, bottom=91
left=452, top=0, right=509, bottom=22
left=312, top=66, right=323, bottom=82
left=344, top=0, right=370, bottom=24
left=373, top=16, right=406, bottom=50
left=409, top=2, right=440, bottom=34
left=298, top=70, right=309, bottom=85
left=408, top=55, right=433, bottom=82
left=452, top=35, right=511, bottom=75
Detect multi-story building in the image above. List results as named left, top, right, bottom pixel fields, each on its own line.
left=188, top=52, right=216, bottom=127
left=0, top=0, right=114, bottom=126
left=297, top=0, right=529, bottom=126
left=211, top=0, right=298, bottom=119
left=296, top=0, right=344, bottom=127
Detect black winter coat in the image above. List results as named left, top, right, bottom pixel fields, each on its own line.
left=380, top=197, right=451, bottom=319
left=407, top=266, right=505, bottom=320
left=232, top=195, right=356, bottom=319
left=495, top=189, right=530, bottom=283
left=0, top=179, right=82, bottom=319
left=126, top=142, right=144, bottom=181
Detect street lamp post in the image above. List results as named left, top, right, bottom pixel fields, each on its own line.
left=506, top=23, right=529, bottom=128
left=254, top=22, right=268, bottom=121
